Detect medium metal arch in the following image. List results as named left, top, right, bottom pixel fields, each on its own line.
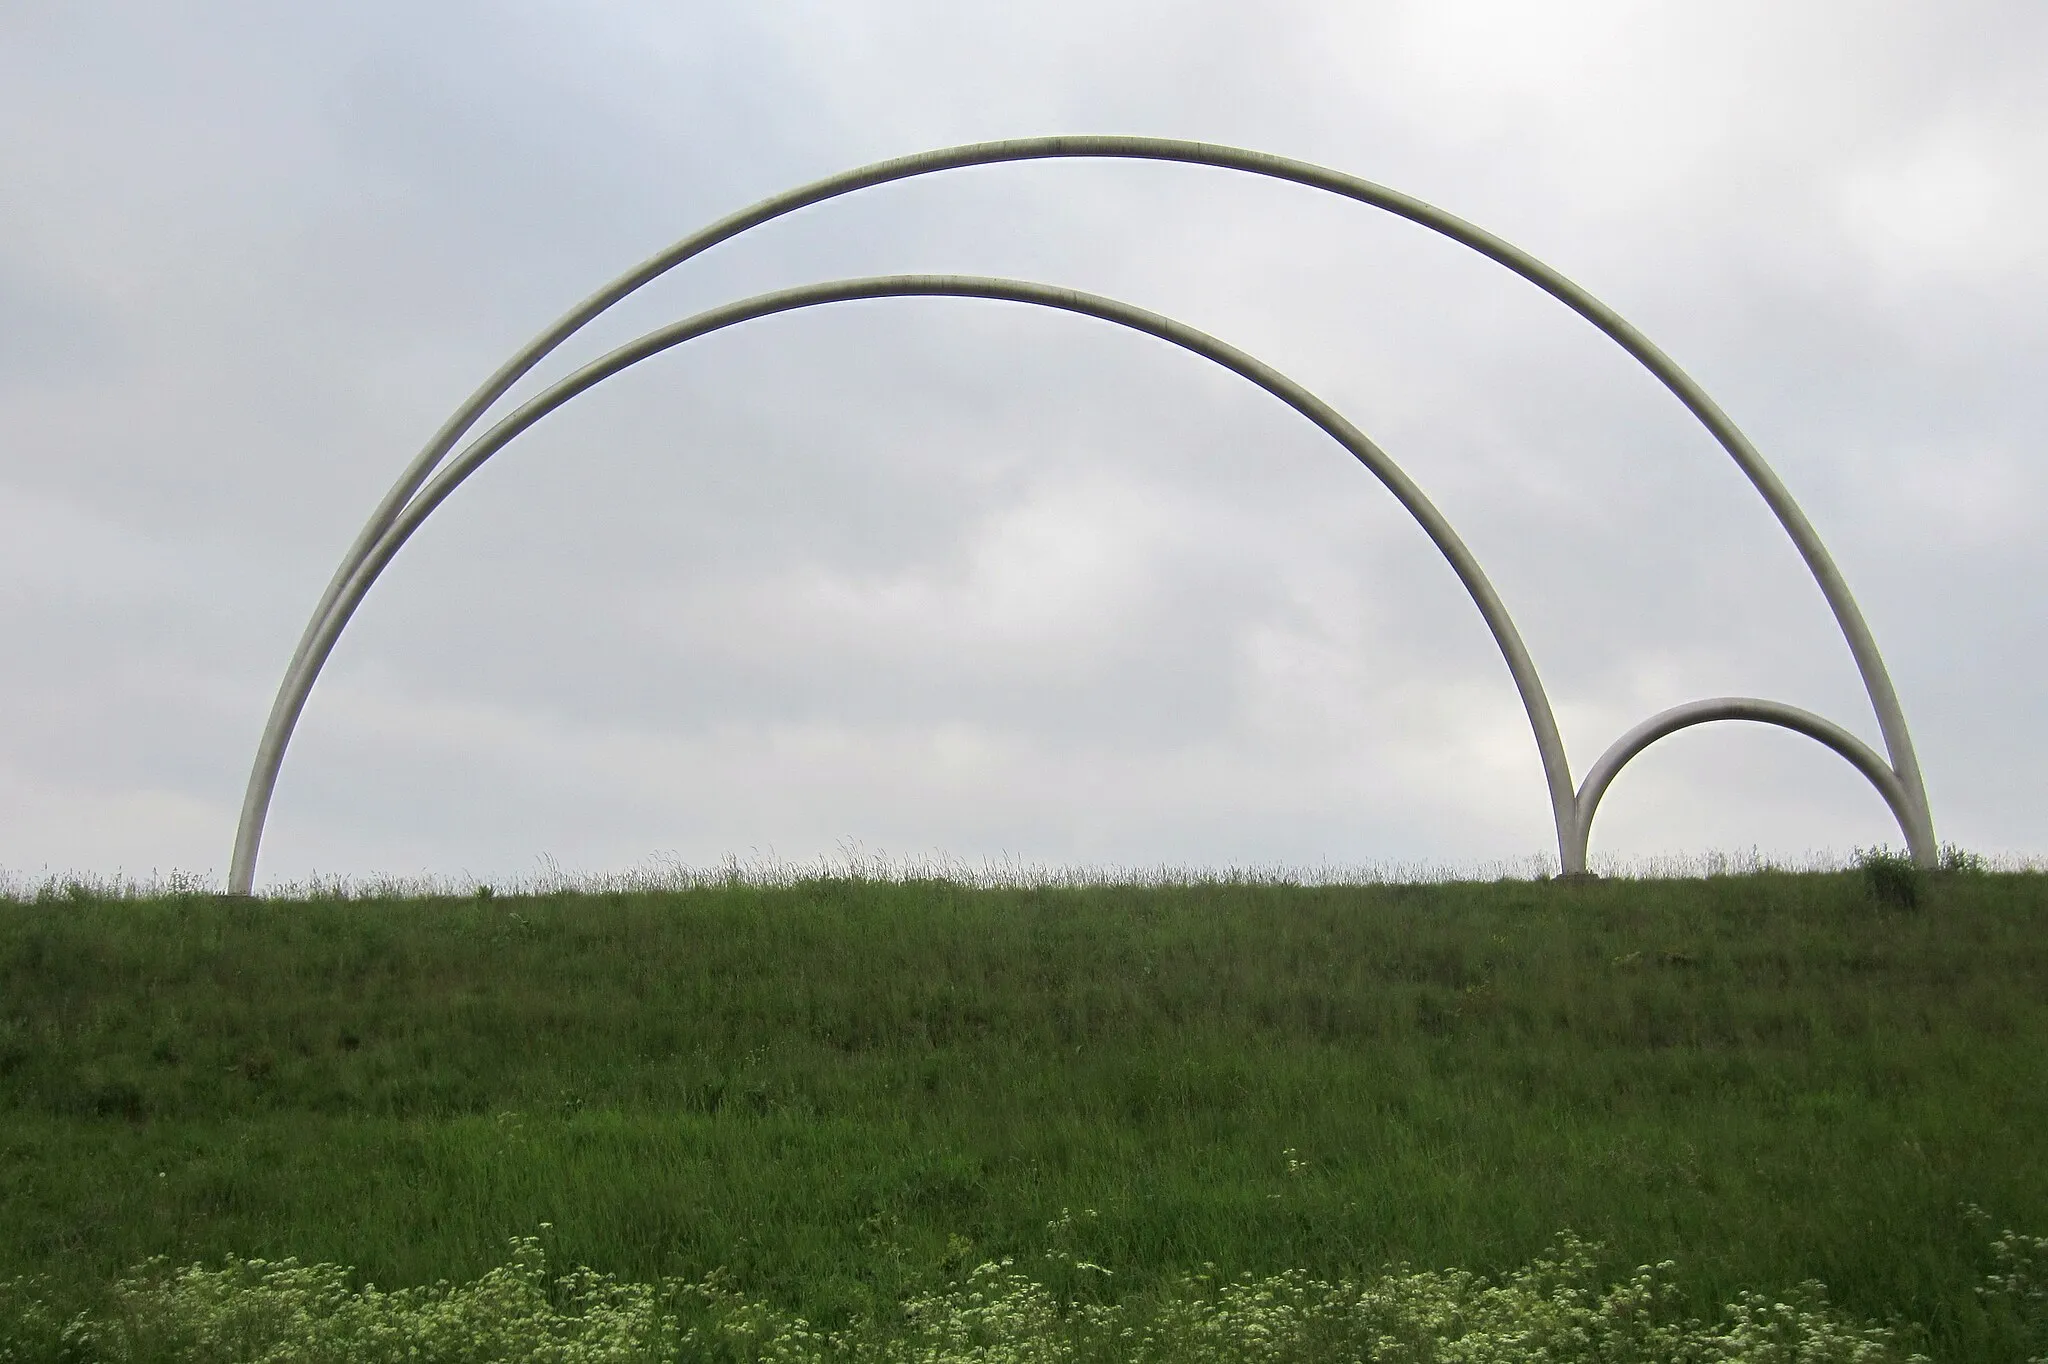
left=1570, top=697, right=1922, bottom=871
left=228, top=276, right=1573, bottom=892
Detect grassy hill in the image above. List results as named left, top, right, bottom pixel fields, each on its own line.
left=2, top=867, right=2044, bottom=1358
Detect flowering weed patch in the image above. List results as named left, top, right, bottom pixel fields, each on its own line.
left=14, top=1223, right=2030, bottom=1363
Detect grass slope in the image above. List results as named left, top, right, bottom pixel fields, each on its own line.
left=2, top=870, right=2044, bottom=1358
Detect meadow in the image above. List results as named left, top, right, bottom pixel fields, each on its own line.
left=2, top=863, right=2045, bottom=1360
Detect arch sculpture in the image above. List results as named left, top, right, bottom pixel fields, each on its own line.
left=228, top=137, right=1934, bottom=893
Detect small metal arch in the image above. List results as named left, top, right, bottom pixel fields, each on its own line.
left=1570, top=697, right=1922, bottom=872
left=229, top=275, right=1571, bottom=892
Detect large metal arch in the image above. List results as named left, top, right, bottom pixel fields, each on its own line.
left=229, top=275, right=1573, bottom=892
left=233, top=138, right=1936, bottom=891
left=1571, top=698, right=1922, bottom=870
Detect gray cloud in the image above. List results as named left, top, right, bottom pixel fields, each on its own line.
left=2, top=0, right=2042, bottom=883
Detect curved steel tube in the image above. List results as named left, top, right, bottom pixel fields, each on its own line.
left=234, top=137, right=1934, bottom=889
left=1571, top=697, right=1922, bottom=870
left=230, top=276, right=1571, bottom=891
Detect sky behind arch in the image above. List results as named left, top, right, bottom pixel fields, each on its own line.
left=2, top=1, right=2042, bottom=885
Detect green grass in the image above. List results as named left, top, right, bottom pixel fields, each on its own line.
left=3, top=869, right=2045, bottom=1358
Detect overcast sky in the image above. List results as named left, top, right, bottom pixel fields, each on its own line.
left=2, top=1, right=2042, bottom=887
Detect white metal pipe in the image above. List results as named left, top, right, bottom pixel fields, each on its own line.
left=231, top=137, right=1934, bottom=890
left=230, top=277, right=1572, bottom=891
left=1571, top=697, right=1926, bottom=870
